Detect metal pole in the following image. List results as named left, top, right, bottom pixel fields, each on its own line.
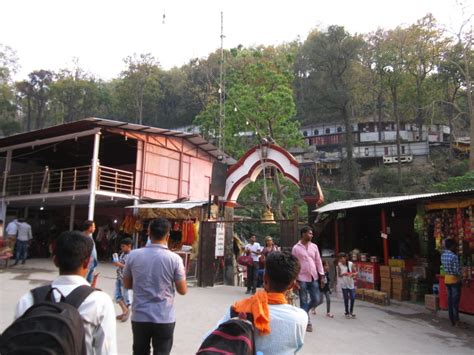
left=335, top=218, right=340, bottom=255
left=381, top=208, right=389, bottom=265
left=69, top=204, right=76, bottom=231
left=88, top=132, right=101, bottom=220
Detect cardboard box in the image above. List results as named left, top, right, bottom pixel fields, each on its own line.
left=380, top=266, right=391, bottom=278
left=424, top=294, right=439, bottom=311
left=390, top=266, right=406, bottom=277
left=389, top=259, right=405, bottom=268
left=392, top=289, right=409, bottom=301
left=373, top=291, right=390, bottom=306
left=392, top=277, right=408, bottom=290
left=364, top=289, right=376, bottom=302
left=356, top=288, right=365, bottom=300
left=380, top=277, right=392, bottom=293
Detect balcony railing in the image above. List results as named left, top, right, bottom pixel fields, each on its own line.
left=1, top=165, right=134, bottom=197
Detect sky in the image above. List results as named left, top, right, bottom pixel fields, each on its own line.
left=1, top=0, right=470, bottom=81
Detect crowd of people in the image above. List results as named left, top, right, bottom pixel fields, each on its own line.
left=0, top=217, right=467, bottom=354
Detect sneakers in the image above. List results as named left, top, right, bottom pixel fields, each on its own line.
left=306, top=323, right=313, bottom=332
left=326, top=313, right=334, bottom=318
left=351, top=313, right=356, bottom=318
left=345, top=313, right=351, bottom=319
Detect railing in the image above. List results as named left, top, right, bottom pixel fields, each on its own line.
left=2, top=165, right=134, bottom=197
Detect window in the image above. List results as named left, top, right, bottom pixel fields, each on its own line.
left=303, top=131, right=307, bottom=137
left=384, top=147, right=389, bottom=155
left=325, top=128, right=330, bottom=134
left=401, top=146, right=405, bottom=154
left=337, top=127, right=342, bottom=133
left=364, top=148, right=369, bottom=156
left=314, top=129, right=319, bottom=135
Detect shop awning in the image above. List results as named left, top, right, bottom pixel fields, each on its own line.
left=315, top=189, right=474, bottom=214
left=126, top=201, right=208, bottom=210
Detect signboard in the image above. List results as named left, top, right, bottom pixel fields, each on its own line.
left=215, top=222, right=225, bottom=257
left=356, top=263, right=375, bottom=283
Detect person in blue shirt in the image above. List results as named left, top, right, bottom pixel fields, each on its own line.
left=440, top=238, right=468, bottom=329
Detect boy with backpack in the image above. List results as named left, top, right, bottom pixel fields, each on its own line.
left=200, top=251, right=308, bottom=355
left=113, top=237, right=133, bottom=322
left=1, top=230, right=117, bottom=354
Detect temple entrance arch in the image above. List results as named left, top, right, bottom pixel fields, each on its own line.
left=224, top=143, right=323, bottom=208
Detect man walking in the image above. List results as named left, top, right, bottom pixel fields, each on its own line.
left=441, top=238, right=468, bottom=329
left=124, top=218, right=187, bottom=355
left=14, top=230, right=117, bottom=354
left=291, top=226, right=325, bottom=332
left=245, top=234, right=261, bottom=294
left=14, top=218, right=32, bottom=265
left=81, top=220, right=98, bottom=284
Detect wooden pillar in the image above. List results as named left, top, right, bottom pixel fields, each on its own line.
left=1, top=150, right=12, bottom=223
left=224, top=205, right=235, bottom=286
left=381, top=208, right=389, bottom=265
left=335, top=218, right=340, bottom=255
left=88, top=132, right=101, bottom=220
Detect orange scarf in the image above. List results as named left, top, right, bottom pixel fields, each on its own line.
left=232, top=290, right=287, bottom=335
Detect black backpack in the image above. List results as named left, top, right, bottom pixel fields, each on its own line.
left=0, top=284, right=95, bottom=355
left=197, top=307, right=256, bottom=355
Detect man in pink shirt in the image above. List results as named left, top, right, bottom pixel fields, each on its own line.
left=291, top=226, right=325, bottom=332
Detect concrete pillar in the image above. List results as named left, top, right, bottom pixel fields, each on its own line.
left=69, top=204, right=76, bottom=231
left=224, top=205, right=235, bottom=286
left=88, top=132, right=101, bottom=221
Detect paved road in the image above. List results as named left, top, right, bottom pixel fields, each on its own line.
left=1, top=259, right=473, bottom=354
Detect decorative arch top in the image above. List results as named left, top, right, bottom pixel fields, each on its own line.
left=224, top=143, right=301, bottom=206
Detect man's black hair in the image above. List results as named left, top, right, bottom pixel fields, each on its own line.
left=149, top=218, right=171, bottom=241
left=444, top=238, right=456, bottom=251
left=81, top=220, right=94, bottom=232
left=120, top=237, right=133, bottom=246
left=55, top=230, right=93, bottom=273
left=0, top=219, right=3, bottom=224
left=265, top=251, right=301, bottom=292
left=300, top=225, right=312, bottom=237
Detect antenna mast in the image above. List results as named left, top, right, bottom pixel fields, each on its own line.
left=218, top=11, right=225, bottom=154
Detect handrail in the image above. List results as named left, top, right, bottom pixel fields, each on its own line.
left=2, top=165, right=134, bottom=197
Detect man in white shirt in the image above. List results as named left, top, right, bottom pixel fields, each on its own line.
left=245, top=234, right=262, bottom=294
left=15, top=230, right=117, bottom=355
left=13, top=218, right=32, bottom=266
left=81, top=220, right=98, bottom=284
left=209, top=251, right=308, bottom=355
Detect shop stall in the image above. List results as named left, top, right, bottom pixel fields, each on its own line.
left=127, top=201, right=208, bottom=279
left=422, top=201, right=474, bottom=314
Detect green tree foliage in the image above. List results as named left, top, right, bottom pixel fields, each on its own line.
left=0, top=44, right=21, bottom=136
left=114, top=53, right=161, bottom=125
left=434, top=171, right=474, bottom=191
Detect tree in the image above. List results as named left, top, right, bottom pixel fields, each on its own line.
left=115, top=53, right=161, bottom=125
left=0, top=44, right=20, bottom=135
left=296, top=26, right=365, bottom=196
left=195, top=47, right=302, bottom=218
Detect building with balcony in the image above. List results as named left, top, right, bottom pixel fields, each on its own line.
left=0, top=118, right=226, bottom=242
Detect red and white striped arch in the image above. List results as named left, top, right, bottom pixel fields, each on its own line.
left=224, top=144, right=300, bottom=207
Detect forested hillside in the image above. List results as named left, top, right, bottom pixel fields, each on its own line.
left=1, top=13, right=473, bottom=217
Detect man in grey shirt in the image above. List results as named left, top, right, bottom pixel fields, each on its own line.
left=124, top=218, right=187, bottom=355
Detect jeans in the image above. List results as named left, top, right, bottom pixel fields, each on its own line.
left=322, top=290, right=331, bottom=314
left=298, top=280, right=322, bottom=315
left=246, top=261, right=259, bottom=291
left=342, top=288, right=356, bottom=315
left=115, top=279, right=131, bottom=305
left=132, top=321, right=175, bottom=355
left=446, top=283, right=461, bottom=325
left=15, top=240, right=28, bottom=262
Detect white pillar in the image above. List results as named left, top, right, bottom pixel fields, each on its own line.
left=69, top=204, right=76, bottom=231
left=88, top=132, right=101, bottom=221
left=1, top=150, right=12, bottom=223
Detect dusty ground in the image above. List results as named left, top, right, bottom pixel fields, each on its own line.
left=1, top=259, right=473, bottom=354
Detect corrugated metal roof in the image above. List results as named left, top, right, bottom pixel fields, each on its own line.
left=315, top=189, right=474, bottom=213
left=126, top=200, right=208, bottom=210
left=0, top=117, right=235, bottom=163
